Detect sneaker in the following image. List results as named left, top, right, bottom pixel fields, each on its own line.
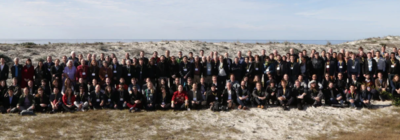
left=243, top=106, right=248, bottom=110
left=238, top=105, right=242, bottom=109
left=284, top=106, right=289, bottom=111
left=260, top=105, right=265, bottom=109
left=129, top=107, right=134, bottom=113
left=257, top=105, right=261, bottom=108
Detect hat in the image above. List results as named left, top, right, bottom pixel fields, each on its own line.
left=211, top=84, right=217, bottom=87
left=310, top=80, right=316, bottom=84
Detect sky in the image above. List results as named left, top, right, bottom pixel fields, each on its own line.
left=0, top=0, right=399, bottom=40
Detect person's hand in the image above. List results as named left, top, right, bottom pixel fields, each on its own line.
left=350, top=99, right=354, bottom=103
left=271, top=92, right=275, bottom=96
left=31, top=105, right=35, bottom=109
left=204, top=92, right=207, bottom=95
left=315, top=97, right=320, bottom=101
left=239, top=97, right=242, bottom=100
left=129, top=90, right=132, bottom=94
left=184, top=76, right=187, bottom=79
left=161, top=104, right=165, bottom=108
left=114, top=104, right=117, bottom=108
left=337, top=96, right=342, bottom=100
left=171, top=104, right=175, bottom=108
left=7, top=108, right=11, bottom=113
left=89, top=102, right=92, bottom=106
left=53, top=74, right=55, bottom=77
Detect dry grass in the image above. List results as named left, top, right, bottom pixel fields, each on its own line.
left=309, top=108, right=400, bottom=140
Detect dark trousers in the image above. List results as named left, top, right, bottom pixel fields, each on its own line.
left=236, top=98, right=249, bottom=107
left=156, top=103, right=171, bottom=110
left=279, top=97, right=294, bottom=106
left=217, top=76, right=227, bottom=89
left=173, top=103, right=186, bottom=110
left=62, top=104, right=76, bottom=111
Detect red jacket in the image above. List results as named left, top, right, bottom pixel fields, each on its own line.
left=21, top=65, right=34, bottom=88
left=171, top=91, right=188, bottom=104
left=62, top=94, right=76, bottom=106
left=75, top=65, right=88, bottom=81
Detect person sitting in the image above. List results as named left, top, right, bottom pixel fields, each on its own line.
left=359, top=84, right=372, bottom=108
left=34, top=87, right=50, bottom=113
left=2, top=89, right=18, bottom=113
left=127, top=86, right=143, bottom=112
left=49, top=87, right=63, bottom=113
left=156, top=87, right=171, bottom=110
left=188, top=83, right=204, bottom=110
left=90, top=85, right=104, bottom=110
left=171, top=85, right=189, bottom=110
left=115, top=83, right=128, bottom=110
left=221, top=82, right=236, bottom=110
left=62, top=88, right=76, bottom=113
left=308, top=80, right=323, bottom=107
left=292, top=80, right=307, bottom=110
left=206, top=84, right=221, bottom=110
left=16, top=87, right=35, bottom=112
left=347, top=85, right=361, bottom=108
left=236, top=81, right=250, bottom=110
left=324, top=82, right=344, bottom=106
left=391, top=74, right=400, bottom=98
left=252, top=82, right=267, bottom=109
left=277, top=80, right=293, bottom=110
left=74, top=85, right=89, bottom=112
left=102, top=86, right=115, bottom=109
left=347, top=74, right=361, bottom=90
left=265, top=80, right=278, bottom=106
left=142, top=82, right=156, bottom=111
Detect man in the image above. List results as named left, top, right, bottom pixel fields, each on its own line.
left=359, top=84, right=372, bottom=108
left=11, top=58, right=23, bottom=85
left=221, top=82, right=236, bottom=110
left=188, top=52, right=194, bottom=63
left=2, top=89, right=18, bottom=113
left=50, top=59, right=64, bottom=85
left=171, top=85, right=189, bottom=110
left=110, top=58, right=123, bottom=86
left=115, top=83, right=128, bottom=110
left=206, top=84, right=221, bottom=110
left=224, top=52, right=232, bottom=73
left=375, top=72, right=387, bottom=101
left=348, top=74, right=361, bottom=90
left=308, top=80, right=323, bottom=107
left=0, top=58, right=9, bottom=81
left=16, top=88, right=35, bottom=112
left=347, top=53, right=361, bottom=79
left=157, top=55, right=170, bottom=85
left=75, top=59, right=88, bottom=84
left=136, top=58, right=147, bottom=85
left=139, top=51, right=149, bottom=65
left=183, top=77, right=194, bottom=92
left=252, top=82, right=267, bottom=109
left=99, top=61, right=113, bottom=85
left=202, top=56, right=215, bottom=84
left=127, top=86, right=143, bottom=112
left=289, top=55, right=300, bottom=82
left=347, top=85, right=360, bottom=108
left=217, top=55, right=229, bottom=88
left=363, top=52, right=377, bottom=79
left=237, top=51, right=244, bottom=65
left=292, top=80, right=307, bottom=110
left=324, top=53, right=337, bottom=78
left=124, top=60, right=135, bottom=85
left=192, top=56, right=202, bottom=84
left=381, top=45, right=387, bottom=56
left=324, top=82, right=344, bottom=106
left=176, top=51, right=183, bottom=64
left=277, top=80, right=293, bottom=110
left=236, top=81, right=249, bottom=110
left=311, top=52, right=324, bottom=82
left=68, top=51, right=79, bottom=67
left=188, top=83, right=204, bottom=110
left=89, top=85, right=104, bottom=110
left=374, top=51, right=387, bottom=79
left=275, top=55, right=287, bottom=83
left=152, top=51, right=160, bottom=63
left=179, top=56, right=193, bottom=86
left=43, top=56, right=54, bottom=84
left=387, top=52, right=399, bottom=87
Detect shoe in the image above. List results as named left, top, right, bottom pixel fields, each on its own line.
left=284, top=106, right=289, bottom=111
left=260, top=105, right=265, bottom=109
left=129, top=107, right=134, bottom=113
left=238, top=105, right=242, bottom=109
left=70, top=110, right=75, bottom=113
left=243, top=106, right=247, bottom=110
left=134, top=108, right=140, bottom=112
left=49, top=110, right=55, bottom=114
left=257, top=105, right=261, bottom=108
left=297, top=105, right=303, bottom=110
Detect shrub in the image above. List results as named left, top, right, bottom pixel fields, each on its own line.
left=20, top=42, right=37, bottom=48
left=383, top=91, right=400, bottom=106
left=0, top=53, right=12, bottom=65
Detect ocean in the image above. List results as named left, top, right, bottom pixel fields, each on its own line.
left=0, top=39, right=350, bottom=45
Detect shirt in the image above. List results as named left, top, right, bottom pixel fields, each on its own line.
left=15, top=65, right=18, bottom=77
left=63, top=66, right=77, bottom=81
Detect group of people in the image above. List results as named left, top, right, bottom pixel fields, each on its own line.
left=0, top=44, right=399, bottom=114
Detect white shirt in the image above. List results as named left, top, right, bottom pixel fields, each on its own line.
left=0, top=64, right=3, bottom=71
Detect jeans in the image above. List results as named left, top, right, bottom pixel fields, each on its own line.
left=236, top=97, right=249, bottom=107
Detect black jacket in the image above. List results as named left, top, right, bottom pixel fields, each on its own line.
left=2, top=94, right=18, bottom=109
left=157, top=61, right=170, bottom=77
left=362, top=58, right=377, bottom=75
left=0, top=64, right=9, bottom=81
left=179, top=62, right=193, bottom=78
left=10, top=64, right=23, bottom=79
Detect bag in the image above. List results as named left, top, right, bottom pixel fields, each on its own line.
left=20, top=110, right=35, bottom=116
left=211, top=102, right=221, bottom=111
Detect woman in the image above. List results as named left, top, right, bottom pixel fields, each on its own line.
left=0, top=80, right=8, bottom=96
left=62, top=88, right=76, bottom=113
left=253, top=55, right=263, bottom=79
left=252, top=82, right=267, bottom=109
left=277, top=80, right=293, bottom=110
left=248, top=75, right=261, bottom=94
left=147, top=58, right=158, bottom=84
left=142, top=82, right=156, bottom=111
left=21, top=59, right=34, bottom=88
left=156, top=87, right=171, bottom=110
left=88, top=79, right=98, bottom=93
left=103, top=86, right=115, bottom=109
left=171, top=85, right=188, bottom=110
left=51, top=79, right=61, bottom=92
left=34, top=60, right=48, bottom=87
left=63, top=60, right=77, bottom=85
left=61, top=78, right=74, bottom=95
left=278, top=74, right=293, bottom=89
left=88, top=60, right=100, bottom=85
left=34, top=87, right=50, bottom=113
left=127, top=86, right=143, bottom=112
left=359, top=84, right=371, bottom=108
left=336, top=53, right=347, bottom=80
left=16, top=87, right=35, bottom=112
left=49, top=87, right=63, bottom=113
left=74, top=85, right=89, bottom=111
left=157, top=78, right=170, bottom=95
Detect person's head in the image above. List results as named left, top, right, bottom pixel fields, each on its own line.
left=199, top=50, right=204, bottom=56
left=192, top=83, right=197, bottom=90
left=256, top=82, right=262, bottom=90
left=310, top=81, right=316, bottom=89
left=290, top=55, right=295, bottom=62
left=8, top=88, right=14, bottom=96
left=12, top=77, right=18, bottom=85
left=67, top=60, right=73, bottom=67
left=325, top=73, right=330, bottom=80
left=378, top=72, right=383, bottom=79
left=212, top=76, right=217, bottom=82
left=328, top=82, right=334, bottom=88
left=350, top=85, right=355, bottom=92
left=174, top=77, right=180, bottom=84
left=298, top=75, right=303, bottom=81
left=382, top=45, right=386, bottom=51
left=23, top=87, right=29, bottom=95
left=240, top=81, right=246, bottom=88
left=79, top=85, right=85, bottom=93
left=281, top=80, right=287, bottom=88
left=0, top=80, right=5, bottom=87
left=95, top=85, right=101, bottom=92
left=102, top=61, right=108, bottom=67
left=393, top=74, right=399, bottom=82
left=314, top=52, right=319, bottom=58
left=140, top=51, right=145, bottom=57
left=391, top=52, right=395, bottom=59
left=92, top=79, right=98, bottom=85
left=352, top=74, right=356, bottom=80
left=365, top=74, right=370, bottom=80
left=41, top=79, right=47, bottom=86
left=361, top=84, right=366, bottom=91
left=226, top=82, right=232, bottom=90
left=71, top=51, right=76, bottom=58
left=283, top=74, right=289, bottom=81
left=165, top=50, right=170, bottom=56
left=66, top=88, right=73, bottom=96
left=338, top=73, right=343, bottom=79
left=183, top=56, right=188, bottom=63
left=294, top=80, right=300, bottom=87
left=26, top=59, right=32, bottom=65
left=187, top=77, right=192, bottom=84
left=219, top=55, right=224, bottom=62
left=237, top=51, right=242, bottom=57
left=28, top=80, right=33, bottom=87
left=367, top=52, right=372, bottom=58
left=230, top=74, right=235, bottom=81
left=375, top=51, right=380, bottom=58
left=112, top=58, right=118, bottom=64
left=178, top=85, right=183, bottom=92
left=312, top=74, right=317, bottom=80
left=178, top=51, right=182, bottom=57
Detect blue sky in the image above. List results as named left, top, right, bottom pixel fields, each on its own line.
left=0, top=0, right=399, bottom=40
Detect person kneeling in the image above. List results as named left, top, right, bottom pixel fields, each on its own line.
left=171, top=85, right=189, bottom=110
left=277, top=80, right=293, bottom=110
left=62, top=88, right=76, bottom=113
left=74, top=86, right=89, bottom=112
left=143, top=82, right=156, bottom=111
left=347, top=85, right=361, bottom=108
left=127, top=86, right=143, bottom=112
left=157, top=87, right=171, bottom=110
left=16, top=87, right=35, bottom=113
left=189, top=83, right=205, bottom=110
left=308, top=80, right=323, bottom=107
left=90, top=85, right=104, bottom=110
left=236, top=81, right=250, bottom=110
left=34, top=87, right=50, bottom=113
left=324, top=82, right=344, bottom=107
